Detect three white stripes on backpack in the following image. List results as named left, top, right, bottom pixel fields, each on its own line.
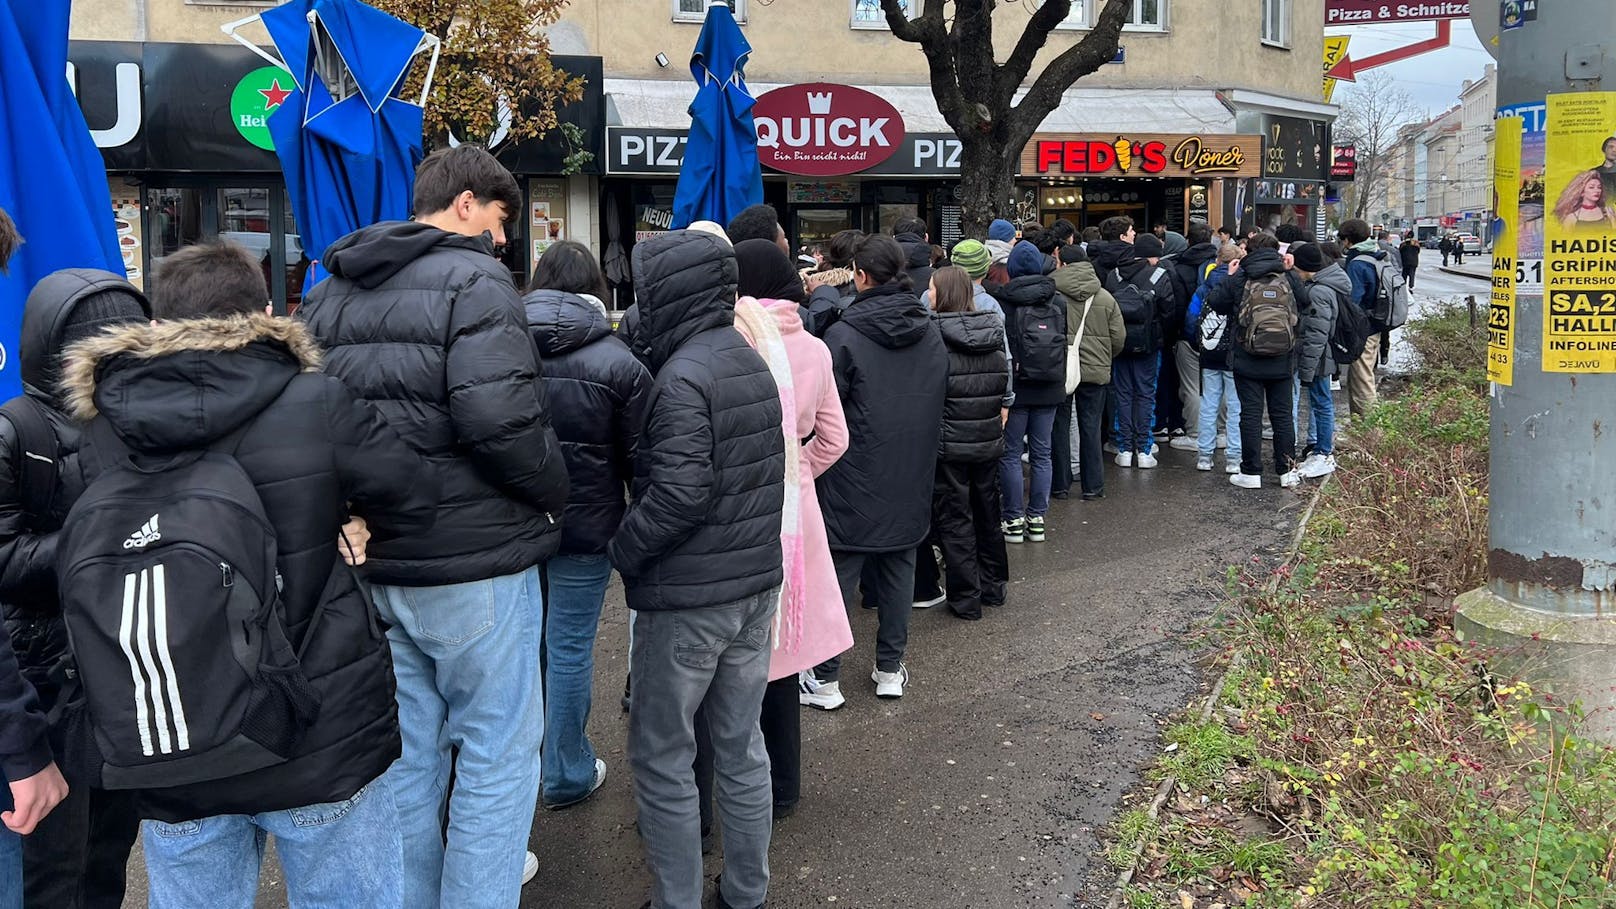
left=118, top=564, right=191, bottom=757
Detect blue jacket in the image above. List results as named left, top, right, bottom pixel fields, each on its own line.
left=1344, top=243, right=1385, bottom=315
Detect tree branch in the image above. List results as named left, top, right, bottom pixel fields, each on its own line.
left=881, top=0, right=967, bottom=134
left=880, top=0, right=940, bottom=43
left=998, top=0, right=1072, bottom=101
left=1006, top=0, right=1128, bottom=148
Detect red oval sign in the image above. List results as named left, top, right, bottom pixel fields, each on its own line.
left=752, top=83, right=906, bottom=177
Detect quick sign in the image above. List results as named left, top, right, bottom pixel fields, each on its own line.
left=1325, top=1, right=1470, bottom=24
left=751, top=83, right=905, bottom=177
left=1029, top=134, right=1261, bottom=179
left=607, top=126, right=960, bottom=177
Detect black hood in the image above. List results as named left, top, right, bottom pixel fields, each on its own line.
left=1177, top=242, right=1218, bottom=271
left=992, top=274, right=1057, bottom=309
left=322, top=221, right=498, bottom=290
left=21, top=269, right=151, bottom=406
left=522, top=288, right=612, bottom=357
left=839, top=282, right=934, bottom=350
left=895, top=232, right=931, bottom=271
left=1088, top=240, right=1132, bottom=273
left=1116, top=257, right=1161, bottom=284
left=1239, top=247, right=1289, bottom=280
left=633, top=230, right=737, bottom=370
left=936, top=310, right=1006, bottom=354
left=62, top=313, right=322, bottom=453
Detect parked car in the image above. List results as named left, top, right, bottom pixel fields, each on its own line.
left=1422, top=236, right=1442, bottom=249
left=1457, top=233, right=1483, bottom=254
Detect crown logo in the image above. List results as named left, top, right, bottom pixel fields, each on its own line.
left=806, top=92, right=833, bottom=115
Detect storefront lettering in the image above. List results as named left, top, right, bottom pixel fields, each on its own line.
left=1170, top=137, right=1247, bottom=175
left=617, top=133, right=687, bottom=168
left=1035, top=138, right=1168, bottom=175
left=912, top=137, right=961, bottom=169
left=66, top=60, right=142, bottom=149
left=751, top=84, right=905, bottom=177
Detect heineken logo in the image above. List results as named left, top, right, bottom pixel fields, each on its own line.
left=230, top=66, right=294, bottom=151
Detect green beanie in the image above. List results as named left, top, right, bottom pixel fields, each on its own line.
left=951, top=239, right=991, bottom=279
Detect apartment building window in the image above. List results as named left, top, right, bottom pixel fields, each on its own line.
left=1039, top=0, right=1165, bottom=30
left=674, top=0, right=743, bottom=23
left=1042, top=0, right=1090, bottom=29
left=1262, top=0, right=1292, bottom=48
left=852, top=0, right=917, bottom=29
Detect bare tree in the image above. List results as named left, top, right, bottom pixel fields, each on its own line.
left=1333, top=70, right=1423, bottom=221
left=879, top=0, right=1131, bottom=236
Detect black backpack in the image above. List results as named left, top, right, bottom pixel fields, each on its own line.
left=1106, top=267, right=1168, bottom=355
left=1331, top=286, right=1372, bottom=364
left=0, top=397, right=60, bottom=526
left=1012, top=296, right=1067, bottom=384
left=55, top=422, right=321, bottom=790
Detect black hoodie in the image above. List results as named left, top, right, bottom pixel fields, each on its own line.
left=523, top=289, right=651, bottom=555
left=606, top=231, right=785, bottom=611
left=300, top=221, right=570, bottom=586
left=1165, top=242, right=1218, bottom=346
left=1204, top=247, right=1308, bottom=381
left=894, top=231, right=935, bottom=290
left=817, top=282, right=948, bottom=551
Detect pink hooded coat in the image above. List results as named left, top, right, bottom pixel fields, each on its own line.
left=735, top=298, right=854, bottom=681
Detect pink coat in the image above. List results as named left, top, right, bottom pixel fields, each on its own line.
left=739, top=299, right=854, bottom=681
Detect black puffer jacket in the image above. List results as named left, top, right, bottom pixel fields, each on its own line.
left=817, top=282, right=947, bottom=551
left=0, top=272, right=143, bottom=716
left=300, top=222, right=569, bottom=586
left=992, top=274, right=1068, bottom=409
left=895, top=232, right=935, bottom=290
left=936, top=311, right=1009, bottom=464
left=1204, top=248, right=1308, bottom=381
left=523, top=290, right=651, bottom=555
left=607, top=231, right=785, bottom=611
left=1166, top=242, right=1218, bottom=346
left=63, top=313, right=437, bottom=823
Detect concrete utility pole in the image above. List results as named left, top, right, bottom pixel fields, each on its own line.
left=1456, top=1, right=1616, bottom=741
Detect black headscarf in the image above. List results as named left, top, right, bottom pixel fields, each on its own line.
left=734, top=238, right=807, bottom=304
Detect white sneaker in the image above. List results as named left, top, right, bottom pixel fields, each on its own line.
left=1114, top=451, right=1134, bottom=468
left=799, top=673, right=845, bottom=710
left=1168, top=435, right=1198, bottom=451
left=1196, top=456, right=1214, bottom=471
left=544, top=758, right=608, bottom=809
left=1225, top=460, right=1241, bottom=474
left=872, top=664, right=909, bottom=699
left=912, top=594, right=946, bottom=609
left=1021, top=451, right=1030, bottom=464
left=1280, top=469, right=1303, bottom=488
left=1298, top=454, right=1337, bottom=479
left=1262, top=427, right=1275, bottom=440
left=1229, top=472, right=1262, bottom=489
left=523, top=851, right=539, bottom=885
left=1135, top=452, right=1158, bottom=469
left=1215, top=434, right=1229, bottom=450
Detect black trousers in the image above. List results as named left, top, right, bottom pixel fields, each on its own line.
left=1074, top=383, right=1109, bottom=496
left=923, top=460, right=1008, bottom=617
left=821, top=548, right=917, bottom=678
left=23, top=784, right=139, bottom=909
left=1156, top=347, right=1185, bottom=431
left=1051, top=394, right=1075, bottom=495
left=758, top=677, right=799, bottom=810
left=1235, top=374, right=1296, bottom=477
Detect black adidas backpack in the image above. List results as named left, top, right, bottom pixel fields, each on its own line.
left=55, top=422, right=321, bottom=790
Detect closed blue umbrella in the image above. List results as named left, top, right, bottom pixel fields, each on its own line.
left=671, top=2, right=763, bottom=230
left=257, top=0, right=433, bottom=292
left=0, top=0, right=124, bottom=399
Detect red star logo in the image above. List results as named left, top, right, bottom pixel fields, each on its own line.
left=259, top=79, right=292, bottom=110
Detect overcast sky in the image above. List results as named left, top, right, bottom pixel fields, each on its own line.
left=1331, top=17, right=1496, bottom=117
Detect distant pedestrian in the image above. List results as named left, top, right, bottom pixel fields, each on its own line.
left=1400, top=235, right=1421, bottom=290
left=727, top=203, right=789, bottom=255
left=1438, top=234, right=1453, bottom=267
left=893, top=217, right=936, bottom=290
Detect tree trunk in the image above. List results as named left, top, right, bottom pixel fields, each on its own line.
left=956, top=136, right=1018, bottom=240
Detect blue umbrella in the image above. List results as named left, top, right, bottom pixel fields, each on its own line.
left=0, top=0, right=124, bottom=399
left=257, top=0, right=432, bottom=292
left=671, top=2, right=762, bottom=230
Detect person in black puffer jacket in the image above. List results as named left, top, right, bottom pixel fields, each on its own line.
left=296, top=146, right=566, bottom=904
left=992, top=241, right=1067, bottom=546
left=1203, top=234, right=1308, bottom=487
left=924, top=266, right=1010, bottom=621
left=522, top=241, right=650, bottom=810
left=62, top=243, right=436, bottom=901
left=607, top=228, right=784, bottom=909
left=802, top=228, right=862, bottom=338
left=812, top=234, right=947, bottom=701
left=893, top=217, right=935, bottom=291
left=0, top=269, right=148, bottom=906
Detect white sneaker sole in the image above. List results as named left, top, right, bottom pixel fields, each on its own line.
left=912, top=595, right=947, bottom=609
left=522, top=851, right=539, bottom=885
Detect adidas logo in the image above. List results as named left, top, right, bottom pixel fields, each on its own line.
left=124, top=514, right=161, bottom=550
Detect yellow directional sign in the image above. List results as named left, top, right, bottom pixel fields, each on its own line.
left=1323, top=35, right=1351, bottom=102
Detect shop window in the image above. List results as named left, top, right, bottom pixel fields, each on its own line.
left=1039, top=0, right=1166, bottom=31
left=674, top=0, right=744, bottom=23
left=144, top=185, right=306, bottom=315
left=1262, top=0, right=1291, bottom=48
left=852, top=0, right=916, bottom=29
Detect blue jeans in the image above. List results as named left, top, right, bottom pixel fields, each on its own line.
left=141, top=780, right=399, bottom=909
left=1000, top=405, right=1057, bottom=520
left=541, top=553, right=612, bottom=805
left=1112, top=352, right=1159, bottom=454
left=1197, top=369, right=1242, bottom=462
left=1307, top=375, right=1335, bottom=455
left=373, top=568, right=545, bottom=909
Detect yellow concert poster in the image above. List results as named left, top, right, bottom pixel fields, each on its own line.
left=1543, top=92, right=1616, bottom=373
left=1489, top=116, right=1522, bottom=386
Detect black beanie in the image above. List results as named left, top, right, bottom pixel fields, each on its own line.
left=1291, top=242, right=1326, bottom=273
left=59, top=288, right=149, bottom=351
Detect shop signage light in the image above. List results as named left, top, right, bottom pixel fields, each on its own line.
left=1033, top=135, right=1255, bottom=178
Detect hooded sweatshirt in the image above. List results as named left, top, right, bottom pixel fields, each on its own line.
left=1052, top=260, right=1126, bottom=386
left=1299, top=262, right=1351, bottom=384
left=894, top=231, right=935, bottom=290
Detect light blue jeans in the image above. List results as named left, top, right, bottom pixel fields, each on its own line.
left=141, top=780, right=399, bottom=909
left=1307, top=375, right=1335, bottom=455
left=1197, top=369, right=1242, bottom=463
left=374, top=568, right=545, bottom=909
left=541, top=553, right=612, bottom=805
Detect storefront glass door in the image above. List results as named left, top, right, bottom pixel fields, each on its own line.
left=144, top=184, right=305, bottom=314
left=794, top=208, right=855, bottom=255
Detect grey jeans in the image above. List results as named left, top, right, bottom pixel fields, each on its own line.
left=630, top=588, right=779, bottom=909
left=1175, top=340, right=1202, bottom=434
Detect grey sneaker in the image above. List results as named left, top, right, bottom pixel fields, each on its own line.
left=872, top=664, right=910, bottom=698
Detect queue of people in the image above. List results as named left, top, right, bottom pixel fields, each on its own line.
left=0, top=144, right=1396, bottom=909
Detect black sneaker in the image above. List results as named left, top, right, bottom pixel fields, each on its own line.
left=1026, top=516, right=1046, bottom=542
left=1082, top=490, right=1105, bottom=501
left=1002, top=517, right=1025, bottom=544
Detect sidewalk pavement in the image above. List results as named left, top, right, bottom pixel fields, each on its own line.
left=1439, top=263, right=1491, bottom=280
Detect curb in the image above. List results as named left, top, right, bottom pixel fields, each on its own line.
left=1438, top=265, right=1490, bottom=281
left=1104, top=480, right=1330, bottom=909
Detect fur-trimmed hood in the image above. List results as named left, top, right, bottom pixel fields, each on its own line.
left=62, top=312, right=325, bottom=453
